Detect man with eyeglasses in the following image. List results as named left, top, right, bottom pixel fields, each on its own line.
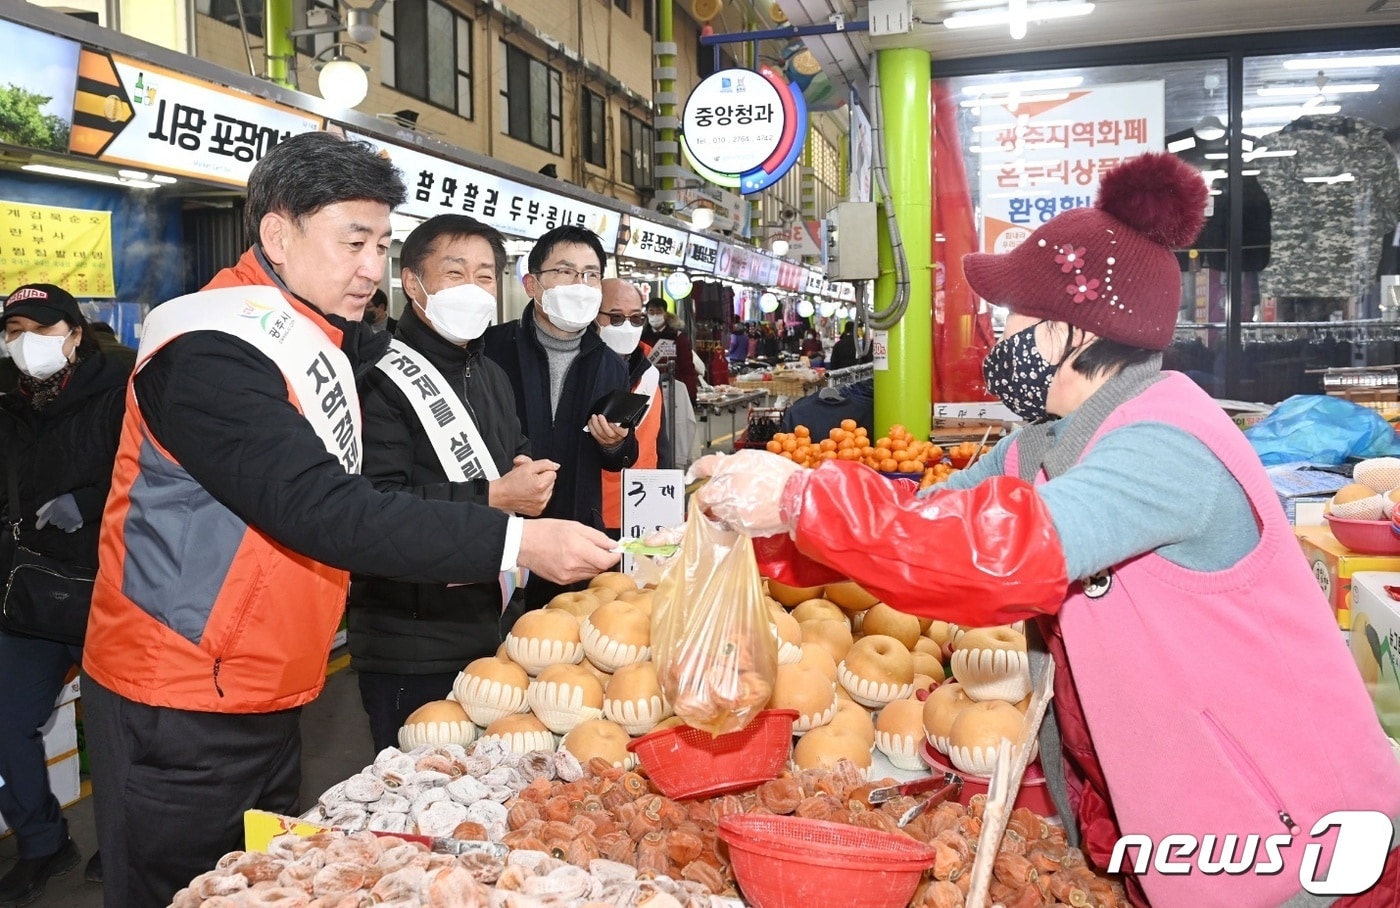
left=484, top=225, right=637, bottom=608
left=596, top=278, right=667, bottom=535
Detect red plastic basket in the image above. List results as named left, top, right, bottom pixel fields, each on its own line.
left=717, top=814, right=937, bottom=908
left=1325, top=514, right=1400, bottom=555
left=626, top=709, right=797, bottom=800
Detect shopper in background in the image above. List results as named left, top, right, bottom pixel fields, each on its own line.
left=827, top=321, right=869, bottom=371
left=727, top=322, right=749, bottom=364
left=88, top=321, right=137, bottom=372
left=596, top=278, right=666, bottom=535
left=350, top=214, right=558, bottom=753
left=483, top=225, right=636, bottom=608
left=641, top=297, right=699, bottom=405
left=363, top=288, right=396, bottom=334
left=693, top=153, right=1400, bottom=907
left=0, top=283, right=129, bottom=905
left=81, top=133, right=618, bottom=908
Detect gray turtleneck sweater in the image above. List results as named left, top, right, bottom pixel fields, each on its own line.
left=532, top=315, right=584, bottom=417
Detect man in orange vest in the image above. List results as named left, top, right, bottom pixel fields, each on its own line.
left=80, top=132, right=620, bottom=908
left=596, top=279, right=665, bottom=535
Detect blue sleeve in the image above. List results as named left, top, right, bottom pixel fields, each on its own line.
left=1036, top=421, right=1259, bottom=580
left=935, top=432, right=1011, bottom=492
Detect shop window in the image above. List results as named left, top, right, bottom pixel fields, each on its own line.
left=292, top=0, right=335, bottom=59
left=622, top=111, right=653, bottom=189
left=199, top=0, right=262, bottom=36
left=383, top=0, right=472, bottom=118
left=643, top=0, right=653, bottom=35
left=582, top=90, right=607, bottom=168
left=502, top=43, right=562, bottom=154
left=614, top=0, right=631, bottom=15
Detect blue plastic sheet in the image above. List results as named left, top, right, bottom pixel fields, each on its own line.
left=1244, top=395, right=1400, bottom=465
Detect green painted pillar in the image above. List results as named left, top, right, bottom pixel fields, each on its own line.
left=656, top=0, right=676, bottom=192
left=873, top=47, right=933, bottom=440
left=265, top=0, right=294, bottom=87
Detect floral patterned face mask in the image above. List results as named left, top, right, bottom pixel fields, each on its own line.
left=982, top=321, right=1060, bottom=422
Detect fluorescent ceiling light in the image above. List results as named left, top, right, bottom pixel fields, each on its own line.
left=1257, top=83, right=1378, bottom=96
left=1203, top=151, right=1228, bottom=160
left=1242, top=104, right=1340, bottom=120
left=961, top=92, right=1070, bottom=109
left=23, top=163, right=159, bottom=189
left=1302, top=173, right=1355, bottom=184
left=963, top=77, right=1084, bottom=96
left=1246, top=148, right=1297, bottom=159
left=971, top=119, right=1071, bottom=133
left=1283, top=55, right=1400, bottom=70
left=944, top=1, right=1095, bottom=30
left=152, top=175, right=178, bottom=184
left=118, top=169, right=149, bottom=179
left=1167, top=136, right=1197, bottom=153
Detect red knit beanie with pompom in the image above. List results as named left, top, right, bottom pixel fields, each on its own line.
left=962, top=152, right=1207, bottom=351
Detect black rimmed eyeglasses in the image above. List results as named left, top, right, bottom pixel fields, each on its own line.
left=532, top=266, right=603, bottom=286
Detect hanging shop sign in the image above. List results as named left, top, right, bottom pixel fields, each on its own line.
left=680, top=65, right=807, bottom=195
left=1, top=201, right=115, bottom=297
left=974, top=81, right=1164, bottom=256
left=619, top=216, right=688, bottom=267
left=803, top=269, right=824, bottom=295
left=67, top=50, right=322, bottom=186
left=683, top=234, right=718, bottom=274
left=354, top=133, right=620, bottom=250
left=0, top=19, right=80, bottom=156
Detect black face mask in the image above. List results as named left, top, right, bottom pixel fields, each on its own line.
left=983, top=322, right=1059, bottom=422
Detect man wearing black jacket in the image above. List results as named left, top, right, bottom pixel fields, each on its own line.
left=483, top=225, right=636, bottom=608
left=350, top=215, right=558, bottom=751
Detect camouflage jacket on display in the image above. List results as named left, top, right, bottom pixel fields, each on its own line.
left=1256, top=114, right=1400, bottom=300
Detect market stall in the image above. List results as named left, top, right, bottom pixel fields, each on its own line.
left=165, top=560, right=1128, bottom=908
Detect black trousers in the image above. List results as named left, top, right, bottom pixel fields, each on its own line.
left=82, top=676, right=301, bottom=908
left=0, top=629, right=82, bottom=859
left=356, top=670, right=458, bottom=754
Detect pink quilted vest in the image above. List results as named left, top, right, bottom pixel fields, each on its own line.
left=1006, top=372, right=1400, bottom=908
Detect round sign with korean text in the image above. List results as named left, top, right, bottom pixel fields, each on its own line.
left=681, top=65, right=807, bottom=194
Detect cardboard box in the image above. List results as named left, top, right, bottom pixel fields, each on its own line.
left=40, top=700, right=76, bottom=763
left=0, top=751, right=81, bottom=837
left=1295, top=525, right=1400, bottom=630
left=1347, top=572, right=1400, bottom=740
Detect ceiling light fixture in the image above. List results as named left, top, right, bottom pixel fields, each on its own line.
left=1193, top=116, right=1227, bottom=141
left=944, top=1, right=1095, bottom=31
left=963, top=76, right=1084, bottom=96
left=23, top=163, right=159, bottom=189
left=1257, top=82, right=1379, bottom=96
left=1283, top=55, right=1400, bottom=70
left=1242, top=103, right=1341, bottom=120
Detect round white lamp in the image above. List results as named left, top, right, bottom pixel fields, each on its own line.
left=797, top=299, right=815, bottom=318
left=835, top=305, right=850, bottom=319
left=690, top=206, right=715, bottom=230
left=770, top=237, right=790, bottom=257
left=818, top=300, right=838, bottom=318
left=319, top=55, right=369, bottom=109
left=759, top=292, right=780, bottom=313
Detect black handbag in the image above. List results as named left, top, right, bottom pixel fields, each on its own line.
left=0, top=453, right=94, bottom=646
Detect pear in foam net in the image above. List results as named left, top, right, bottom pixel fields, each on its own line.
left=875, top=697, right=928, bottom=771
left=838, top=634, right=915, bottom=708
left=951, top=626, right=1032, bottom=702
left=397, top=699, right=477, bottom=750
left=506, top=609, right=585, bottom=675
left=452, top=656, right=530, bottom=726
left=770, top=662, right=838, bottom=734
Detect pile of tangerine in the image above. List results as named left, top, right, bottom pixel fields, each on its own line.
left=763, top=421, right=962, bottom=489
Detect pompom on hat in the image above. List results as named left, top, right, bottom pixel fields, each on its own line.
left=963, top=152, right=1208, bottom=351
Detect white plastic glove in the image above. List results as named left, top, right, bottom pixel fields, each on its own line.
left=36, top=493, right=83, bottom=533
left=688, top=450, right=804, bottom=537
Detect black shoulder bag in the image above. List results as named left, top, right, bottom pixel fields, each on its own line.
left=0, top=452, right=95, bottom=646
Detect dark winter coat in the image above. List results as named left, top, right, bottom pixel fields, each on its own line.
left=0, top=350, right=130, bottom=572
left=348, top=305, right=530, bottom=674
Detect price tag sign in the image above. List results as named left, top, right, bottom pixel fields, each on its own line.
left=619, top=469, right=685, bottom=573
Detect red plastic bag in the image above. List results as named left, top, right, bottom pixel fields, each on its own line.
left=652, top=505, right=778, bottom=736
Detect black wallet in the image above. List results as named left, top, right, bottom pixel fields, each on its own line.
left=590, top=389, right=652, bottom=429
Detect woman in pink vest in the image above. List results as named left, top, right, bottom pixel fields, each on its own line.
left=692, top=153, right=1400, bottom=907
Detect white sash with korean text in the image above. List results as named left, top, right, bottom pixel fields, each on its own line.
left=373, top=340, right=499, bottom=482
left=136, top=285, right=362, bottom=473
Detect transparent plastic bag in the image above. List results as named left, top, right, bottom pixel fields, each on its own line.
left=651, top=505, right=778, bottom=736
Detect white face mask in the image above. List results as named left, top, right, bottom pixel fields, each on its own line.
left=7, top=331, right=72, bottom=380
left=598, top=321, right=643, bottom=355
left=540, top=284, right=603, bottom=333
left=418, top=279, right=497, bottom=344
left=648, top=313, right=667, bottom=330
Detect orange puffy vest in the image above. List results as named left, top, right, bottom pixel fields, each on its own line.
left=82, top=250, right=350, bottom=713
